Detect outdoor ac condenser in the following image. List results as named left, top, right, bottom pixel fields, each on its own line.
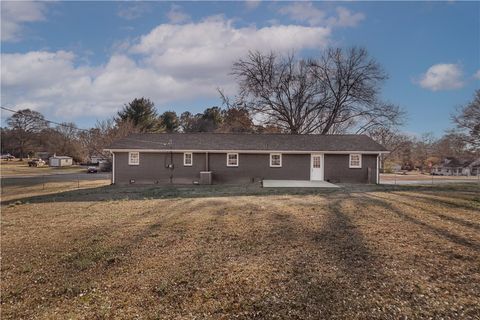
left=199, top=171, right=212, bottom=185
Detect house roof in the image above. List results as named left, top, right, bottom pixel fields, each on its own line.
left=105, top=133, right=388, bottom=153
left=436, top=157, right=480, bottom=168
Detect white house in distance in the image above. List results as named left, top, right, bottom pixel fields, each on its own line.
left=89, top=154, right=107, bottom=164
left=49, top=155, right=73, bottom=167
left=432, top=157, right=480, bottom=176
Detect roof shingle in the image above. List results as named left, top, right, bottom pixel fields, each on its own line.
left=106, top=133, right=388, bottom=152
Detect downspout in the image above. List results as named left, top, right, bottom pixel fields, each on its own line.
left=205, top=152, right=209, bottom=171
left=376, top=154, right=380, bottom=184
left=111, top=152, right=115, bottom=185
left=169, top=142, right=173, bottom=184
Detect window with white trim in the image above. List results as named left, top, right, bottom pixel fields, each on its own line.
left=349, top=154, right=362, bottom=168
left=270, top=153, right=282, bottom=167
left=312, top=155, right=322, bottom=168
left=183, top=152, right=193, bottom=166
left=226, top=153, right=239, bottom=167
left=128, top=152, right=139, bottom=165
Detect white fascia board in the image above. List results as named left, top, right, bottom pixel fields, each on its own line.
left=104, top=148, right=389, bottom=154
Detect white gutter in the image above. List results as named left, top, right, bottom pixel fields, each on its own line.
left=104, top=149, right=390, bottom=155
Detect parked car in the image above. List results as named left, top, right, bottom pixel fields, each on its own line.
left=0, top=154, right=15, bottom=160
left=28, top=159, right=46, bottom=167
left=87, top=166, right=98, bottom=173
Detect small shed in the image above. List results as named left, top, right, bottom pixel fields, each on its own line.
left=49, top=155, right=73, bottom=167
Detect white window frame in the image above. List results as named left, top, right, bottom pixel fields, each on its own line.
left=128, top=152, right=140, bottom=166
left=183, top=152, right=193, bottom=166
left=269, top=153, right=282, bottom=167
left=226, top=153, right=239, bottom=167
left=349, top=154, right=362, bottom=169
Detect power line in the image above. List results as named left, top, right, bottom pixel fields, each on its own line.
left=1, top=106, right=89, bottom=132
left=0, top=105, right=113, bottom=158
left=1, top=105, right=171, bottom=147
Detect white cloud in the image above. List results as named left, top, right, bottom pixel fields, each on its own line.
left=1, top=51, right=209, bottom=119
left=2, top=17, right=332, bottom=122
left=117, top=3, right=150, bottom=20
left=278, top=2, right=326, bottom=26
left=1, top=1, right=49, bottom=42
left=166, top=5, right=191, bottom=24
left=331, top=7, right=365, bottom=27
left=245, top=0, right=261, bottom=10
left=417, top=63, right=465, bottom=91
left=278, top=2, right=364, bottom=28
left=474, top=69, right=480, bottom=80
left=131, top=17, right=330, bottom=82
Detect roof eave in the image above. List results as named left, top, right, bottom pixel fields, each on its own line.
left=103, top=148, right=389, bottom=154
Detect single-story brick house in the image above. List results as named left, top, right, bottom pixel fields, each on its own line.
left=105, top=133, right=389, bottom=185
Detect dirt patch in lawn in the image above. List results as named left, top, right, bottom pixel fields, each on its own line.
left=1, top=186, right=479, bottom=319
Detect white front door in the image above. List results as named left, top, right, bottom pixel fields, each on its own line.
left=310, top=154, right=324, bottom=181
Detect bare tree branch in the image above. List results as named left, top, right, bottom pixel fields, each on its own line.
left=229, top=48, right=404, bottom=135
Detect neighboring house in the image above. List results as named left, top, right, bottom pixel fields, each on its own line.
left=34, top=152, right=51, bottom=161
left=105, top=133, right=388, bottom=185
left=462, top=159, right=480, bottom=176
left=89, top=154, right=107, bottom=164
left=432, top=157, right=480, bottom=176
left=49, top=155, right=73, bottom=167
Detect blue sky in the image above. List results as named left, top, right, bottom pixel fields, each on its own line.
left=1, top=1, right=479, bottom=136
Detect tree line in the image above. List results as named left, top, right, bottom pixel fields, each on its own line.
left=380, top=89, right=479, bottom=171
left=0, top=98, right=278, bottom=162
left=1, top=47, right=478, bottom=165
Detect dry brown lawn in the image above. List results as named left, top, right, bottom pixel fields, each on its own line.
left=1, top=180, right=110, bottom=203
left=1, top=183, right=480, bottom=319
left=381, top=172, right=480, bottom=181
left=1, top=160, right=84, bottom=177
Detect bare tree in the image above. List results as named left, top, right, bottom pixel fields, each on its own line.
left=367, top=127, right=410, bottom=171
left=6, top=109, right=48, bottom=159
left=80, top=119, right=139, bottom=160
left=309, top=47, right=400, bottom=134
left=38, top=123, right=86, bottom=162
left=232, top=51, right=327, bottom=133
left=1, top=127, right=19, bottom=157
left=230, top=48, right=404, bottom=134
left=452, top=89, right=480, bottom=149
left=55, top=123, right=85, bottom=161
left=412, top=133, right=437, bottom=171
left=433, top=131, right=471, bottom=159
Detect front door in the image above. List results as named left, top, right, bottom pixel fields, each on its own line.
left=310, top=154, right=324, bottom=181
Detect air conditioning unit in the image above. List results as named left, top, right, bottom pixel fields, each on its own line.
left=199, top=171, right=212, bottom=185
